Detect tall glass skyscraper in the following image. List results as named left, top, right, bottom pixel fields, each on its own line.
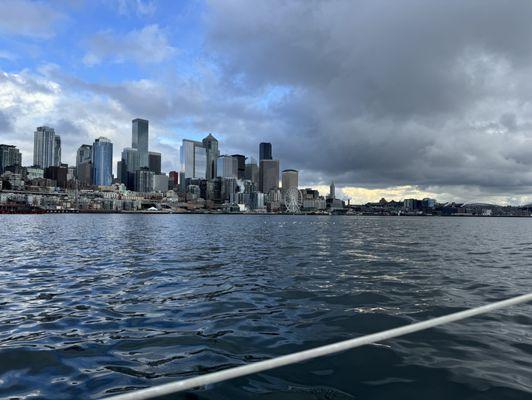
left=92, top=137, right=113, bottom=186
left=202, top=133, right=219, bottom=180
left=0, top=144, right=22, bottom=173
left=180, top=139, right=206, bottom=179
left=54, top=135, right=61, bottom=166
left=259, top=142, right=272, bottom=161
left=132, top=118, right=149, bottom=168
left=33, top=126, right=56, bottom=169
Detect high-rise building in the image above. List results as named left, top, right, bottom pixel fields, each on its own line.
left=132, top=118, right=149, bottom=168
left=282, top=169, right=298, bottom=192
left=231, top=154, right=246, bottom=179
left=44, top=165, right=67, bottom=188
left=245, top=158, right=259, bottom=184
left=92, top=137, right=113, bottom=186
left=120, top=147, right=139, bottom=189
left=76, top=144, right=92, bottom=187
left=0, top=144, right=22, bottom=173
left=259, top=159, right=279, bottom=193
left=259, top=142, right=272, bottom=161
left=329, top=181, right=335, bottom=199
left=149, top=151, right=161, bottom=174
left=54, top=135, right=61, bottom=166
left=33, top=126, right=56, bottom=169
left=135, top=168, right=154, bottom=193
left=216, top=155, right=237, bottom=178
left=202, top=134, right=219, bottom=180
left=153, top=173, right=169, bottom=192
left=180, top=139, right=206, bottom=179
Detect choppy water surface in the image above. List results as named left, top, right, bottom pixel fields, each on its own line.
left=0, top=215, right=531, bottom=400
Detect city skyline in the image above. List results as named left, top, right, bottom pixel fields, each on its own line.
left=3, top=1, right=532, bottom=205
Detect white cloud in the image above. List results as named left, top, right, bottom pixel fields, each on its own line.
left=83, top=25, right=177, bottom=66
left=0, top=0, right=65, bottom=39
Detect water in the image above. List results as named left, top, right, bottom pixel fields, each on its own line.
left=0, top=215, right=531, bottom=400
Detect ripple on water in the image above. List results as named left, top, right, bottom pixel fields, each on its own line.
left=0, top=214, right=531, bottom=399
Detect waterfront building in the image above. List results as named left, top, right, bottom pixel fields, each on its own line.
left=259, top=142, right=272, bottom=161
left=180, top=139, right=207, bottom=179
left=282, top=169, right=298, bottom=192
left=33, top=126, right=56, bottom=169
left=153, top=173, right=169, bottom=192
left=216, top=155, right=237, bottom=178
left=0, top=144, right=22, bottom=173
left=134, top=168, right=154, bottom=193
left=149, top=151, right=161, bottom=174
left=259, top=159, right=279, bottom=193
left=202, top=134, right=220, bottom=180
left=132, top=118, right=149, bottom=168
left=231, top=154, right=246, bottom=179
left=54, top=135, right=61, bottom=166
left=92, top=137, right=113, bottom=186
left=245, top=158, right=259, bottom=185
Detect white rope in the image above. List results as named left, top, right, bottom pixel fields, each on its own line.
left=102, top=292, right=532, bottom=400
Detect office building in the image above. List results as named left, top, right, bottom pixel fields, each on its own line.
left=180, top=139, right=206, bottom=179
left=44, top=165, right=67, bottom=188
left=135, top=168, right=154, bottom=193
left=149, top=151, right=161, bottom=174
left=153, top=173, right=169, bottom=192
left=26, top=166, right=44, bottom=180
left=259, top=142, right=272, bottom=161
left=33, top=126, right=56, bottom=169
left=75, top=144, right=92, bottom=185
left=54, top=135, right=61, bottom=166
left=245, top=158, right=259, bottom=184
left=259, top=159, right=279, bottom=193
left=216, top=155, right=237, bottom=178
left=202, top=134, right=219, bottom=180
left=120, top=147, right=139, bottom=189
left=132, top=118, right=149, bottom=168
left=231, top=154, right=246, bottom=179
left=282, top=169, right=298, bottom=192
left=0, top=144, right=22, bottom=173
left=92, top=137, right=113, bottom=186
left=328, top=181, right=335, bottom=199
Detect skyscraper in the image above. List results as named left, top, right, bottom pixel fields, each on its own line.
left=180, top=139, right=206, bottom=179
left=33, top=126, right=56, bottom=169
left=132, top=118, right=149, bottom=168
left=282, top=169, right=298, bottom=192
left=92, top=137, right=113, bottom=186
left=259, top=142, right=272, bottom=161
left=76, top=144, right=92, bottom=187
left=54, top=135, right=61, bottom=166
left=329, top=181, right=335, bottom=199
left=134, top=168, right=154, bottom=193
left=245, top=158, right=259, bottom=185
left=202, top=134, right=219, bottom=180
left=231, top=154, right=246, bottom=179
left=0, top=144, right=22, bottom=173
left=216, top=155, right=237, bottom=178
left=149, top=151, right=161, bottom=174
left=120, top=147, right=139, bottom=189
left=259, top=159, right=279, bottom=193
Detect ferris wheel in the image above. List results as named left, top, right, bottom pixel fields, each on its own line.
left=284, top=187, right=303, bottom=213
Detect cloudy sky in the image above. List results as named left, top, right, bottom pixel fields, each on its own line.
left=2, top=0, right=532, bottom=204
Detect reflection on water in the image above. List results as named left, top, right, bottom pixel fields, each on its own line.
left=0, top=215, right=531, bottom=399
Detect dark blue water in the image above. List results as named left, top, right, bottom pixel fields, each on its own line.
left=0, top=215, right=531, bottom=400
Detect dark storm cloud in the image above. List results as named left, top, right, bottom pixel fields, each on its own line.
left=204, top=0, right=532, bottom=194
